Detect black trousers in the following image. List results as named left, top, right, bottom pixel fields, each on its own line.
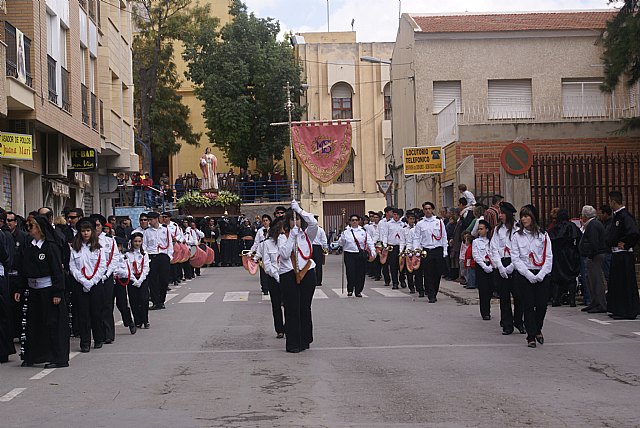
left=76, top=280, right=106, bottom=348
left=476, top=266, right=493, bottom=318
left=607, top=252, right=639, bottom=318
left=267, top=276, right=284, bottom=334
left=344, top=251, right=367, bottom=294
left=23, top=286, right=70, bottom=365
left=170, top=263, right=179, bottom=283
left=112, top=281, right=133, bottom=329
left=128, top=281, right=149, bottom=326
left=182, top=260, right=194, bottom=279
left=259, top=267, right=269, bottom=294
left=280, top=268, right=316, bottom=352
left=387, top=246, right=400, bottom=286
left=381, top=255, right=391, bottom=284
left=421, top=247, right=444, bottom=299
left=102, top=275, right=116, bottom=342
left=220, top=239, right=238, bottom=266
left=495, top=270, right=523, bottom=331
left=149, top=254, right=171, bottom=307
left=372, top=255, right=382, bottom=279
left=0, top=276, right=16, bottom=359
left=312, top=245, right=324, bottom=286
left=515, top=271, right=550, bottom=342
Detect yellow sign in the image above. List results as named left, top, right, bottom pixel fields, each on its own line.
left=0, top=132, right=33, bottom=160
left=403, top=146, right=443, bottom=175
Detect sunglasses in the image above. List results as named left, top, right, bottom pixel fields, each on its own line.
left=350, top=218, right=359, bottom=222
left=140, top=219, right=149, bottom=221
left=6, top=218, right=16, bottom=222
left=67, top=215, right=79, bottom=219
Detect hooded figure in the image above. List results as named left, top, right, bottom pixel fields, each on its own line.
left=548, top=209, right=582, bottom=306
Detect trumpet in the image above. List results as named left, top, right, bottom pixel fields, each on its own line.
left=420, top=249, right=429, bottom=259
left=322, top=248, right=329, bottom=256
left=240, top=250, right=256, bottom=257
left=385, top=245, right=394, bottom=252
left=375, top=242, right=384, bottom=249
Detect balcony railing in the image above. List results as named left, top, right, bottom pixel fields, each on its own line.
left=91, top=92, right=97, bottom=130
left=99, top=99, right=104, bottom=135
left=47, top=55, right=57, bottom=103
left=61, top=66, right=71, bottom=112
left=5, top=22, right=33, bottom=87
left=81, top=83, right=89, bottom=125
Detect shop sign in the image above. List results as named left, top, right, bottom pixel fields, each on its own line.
left=51, top=180, right=70, bottom=198
left=0, top=132, right=33, bottom=160
left=403, top=146, right=444, bottom=175
left=70, top=149, right=97, bottom=170
left=73, top=171, right=92, bottom=188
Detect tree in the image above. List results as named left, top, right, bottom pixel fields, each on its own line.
left=183, top=0, right=303, bottom=168
left=132, top=1, right=216, bottom=158
left=600, top=0, right=640, bottom=131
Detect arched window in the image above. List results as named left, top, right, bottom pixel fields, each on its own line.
left=383, top=83, right=392, bottom=120
left=331, top=83, right=353, bottom=120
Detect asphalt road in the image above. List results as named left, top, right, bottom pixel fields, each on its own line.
left=1, top=255, right=639, bottom=427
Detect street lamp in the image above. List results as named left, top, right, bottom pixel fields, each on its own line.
left=360, top=56, right=391, bottom=65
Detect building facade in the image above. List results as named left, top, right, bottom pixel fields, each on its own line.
left=295, top=31, right=393, bottom=231
left=391, top=11, right=640, bottom=217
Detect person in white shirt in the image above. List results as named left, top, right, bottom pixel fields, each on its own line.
left=186, top=218, right=205, bottom=277
left=278, top=200, right=318, bottom=353
left=511, top=205, right=553, bottom=348
left=382, top=209, right=406, bottom=289
left=458, top=183, right=476, bottom=206
left=69, top=218, right=107, bottom=352
left=161, top=212, right=184, bottom=287
left=115, top=232, right=150, bottom=330
left=261, top=218, right=285, bottom=338
left=338, top=214, right=376, bottom=297
left=311, top=217, right=329, bottom=287
left=365, top=212, right=382, bottom=280
left=251, top=214, right=272, bottom=295
left=378, top=207, right=393, bottom=285
left=400, top=211, right=418, bottom=294
left=472, top=220, right=493, bottom=320
left=412, top=202, right=448, bottom=302
left=143, top=212, right=172, bottom=310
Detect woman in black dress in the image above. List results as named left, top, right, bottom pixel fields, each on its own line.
left=14, top=215, right=70, bottom=368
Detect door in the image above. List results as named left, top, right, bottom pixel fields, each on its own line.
left=323, top=200, right=365, bottom=241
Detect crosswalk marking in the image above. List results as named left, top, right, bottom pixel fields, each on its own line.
left=588, top=318, right=611, bottom=325
left=165, top=293, right=179, bottom=302
left=0, top=388, right=26, bottom=402
left=371, top=287, right=408, bottom=297
left=313, top=290, right=328, bottom=299
left=223, top=291, right=249, bottom=302
left=633, top=332, right=640, bottom=336
left=30, top=369, right=55, bottom=380
left=179, top=292, right=214, bottom=303
left=332, top=289, right=368, bottom=298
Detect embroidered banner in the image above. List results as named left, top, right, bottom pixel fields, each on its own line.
left=292, top=123, right=352, bottom=184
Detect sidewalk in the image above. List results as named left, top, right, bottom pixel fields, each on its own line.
left=439, top=278, right=483, bottom=305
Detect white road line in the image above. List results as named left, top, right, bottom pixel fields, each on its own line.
left=69, top=352, right=80, bottom=359
left=179, top=292, right=214, bottom=303
left=588, top=318, right=611, bottom=325
left=313, top=290, right=328, bottom=299
left=262, top=294, right=271, bottom=301
left=371, top=287, right=407, bottom=297
left=165, top=293, right=179, bottom=302
left=632, top=332, right=640, bottom=336
left=332, top=289, right=368, bottom=298
left=30, top=369, right=55, bottom=380
left=0, top=388, right=27, bottom=402
left=223, top=291, right=249, bottom=302
left=115, top=321, right=124, bottom=327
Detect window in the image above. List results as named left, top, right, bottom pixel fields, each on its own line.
left=631, top=81, right=640, bottom=109
left=562, top=79, right=606, bottom=117
left=89, top=57, right=96, bottom=92
left=433, top=80, right=461, bottom=113
left=336, top=151, right=355, bottom=183
left=59, top=27, right=68, bottom=68
left=331, top=83, right=353, bottom=120
left=488, top=79, right=532, bottom=119
left=80, top=47, right=87, bottom=84
left=383, top=83, right=392, bottom=120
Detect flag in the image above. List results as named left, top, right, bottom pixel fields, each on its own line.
left=291, top=122, right=352, bottom=184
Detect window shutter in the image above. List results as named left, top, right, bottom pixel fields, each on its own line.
left=488, top=79, right=532, bottom=119
left=562, top=80, right=605, bottom=117
left=433, top=81, right=461, bottom=113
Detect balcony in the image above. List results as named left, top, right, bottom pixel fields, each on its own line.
left=91, top=92, right=98, bottom=130
left=81, top=83, right=89, bottom=125
left=61, top=67, right=71, bottom=112
left=5, top=22, right=35, bottom=111
left=47, top=55, right=57, bottom=103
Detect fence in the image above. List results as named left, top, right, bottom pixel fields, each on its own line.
left=530, top=148, right=640, bottom=228
left=474, top=172, right=502, bottom=207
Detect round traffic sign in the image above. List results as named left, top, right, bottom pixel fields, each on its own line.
left=500, top=143, right=533, bottom=176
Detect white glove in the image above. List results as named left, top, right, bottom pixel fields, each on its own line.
left=291, top=199, right=301, bottom=213
left=274, top=274, right=280, bottom=283
left=290, top=226, right=300, bottom=238
left=483, top=266, right=493, bottom=274
left=498, top=266, right=508, bottom=279
left=533, top=273, right=545, bottom=283
left=524, top=271, right=536, bottom=283
left=505, top=264, right=515, bottom=275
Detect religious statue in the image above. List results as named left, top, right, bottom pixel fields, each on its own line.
left=199, top=147, right=218, bottom=190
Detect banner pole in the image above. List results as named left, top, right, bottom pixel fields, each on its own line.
left=284, top=81, right=299, bottom=279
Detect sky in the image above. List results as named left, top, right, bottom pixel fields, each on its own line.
left=242, top=0, right=619, bottom=42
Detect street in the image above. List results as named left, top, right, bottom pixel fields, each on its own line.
left=1, top=255, right=640, bottom=428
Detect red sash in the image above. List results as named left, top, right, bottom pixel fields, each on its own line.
left=528, top=234, right=547, bottom=268
left=116, top=263, right=130, bottom=287
left=82, top=251, right=102, bottom=281
left=432, top=221, right=443, bottom=241
left=297, top=232, right=313, bottom=261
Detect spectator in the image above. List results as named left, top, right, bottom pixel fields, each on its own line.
left=597, top=204, right=614, bottom=282
left=142, top=172, right=154, bottom=208
left=578, top=205, right=608, bottom=313
left=132, top=172, right=143, bottom=206
left=458, top=183, right=476, bottom=206
left=174, top=174, right=185, bottom=199
left=484, top=194, right=504, bottom=230
left=549, top=209, right=582, bottom=307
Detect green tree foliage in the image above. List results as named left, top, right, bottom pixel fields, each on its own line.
left=133, top=0, right=216, bottom=157
left=183, top=0, right=303, bottom=168
left=600, top=1, right=640, bottom=131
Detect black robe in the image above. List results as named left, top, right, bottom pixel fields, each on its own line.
left=605, top=208, right=640, bottom=318
left=549, top=221, right=582, bottom=284
left=0, top=229, right=16, bottom=360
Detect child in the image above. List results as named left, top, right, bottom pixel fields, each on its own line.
left=116, top=232, right=151, bottom=330
left=459, top=231, right=471, bottom=286
left=472, top=220, right=493, bottom=320
left=458, top=184, right=477, bottom=206
left=463, top=232, right=476, bottom=289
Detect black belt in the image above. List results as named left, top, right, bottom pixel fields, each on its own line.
left=528, top=269, right=541, bottom=274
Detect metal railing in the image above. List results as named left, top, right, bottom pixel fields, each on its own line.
left=99, top=99, right=104, bottom=135
left=47, top=55, right=57, bottom=103
left=91, top=92, right=97, bottom=130
left=81, top=83, right=89, bottom=125
left=61, top=66, right=71, bottom=112
left=5, top=22, right=33, bottom=87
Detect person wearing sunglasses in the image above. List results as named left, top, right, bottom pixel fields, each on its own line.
left=338, top=214, right=376, bottom=297
left=133, top=213, right=150, bottom=234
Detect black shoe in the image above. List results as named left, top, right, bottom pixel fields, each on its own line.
left=355, top=293, right=363, bottom=297
left=316, top=284, right=322, bottom=287
left=581, top=304, right=596, bottom=312
left=149, top=305, right=160, bottom=311
left=286, top=348, right=300, bottom=353
left=587, top=307, right=607, bottom=314
left=44, top=362, right=69, bottom=369
left=502, top=328, right=513, bottom=335
left=418, top=292, right=425, bottom=298
left=611, top=315, right=636, bottom=320
left=552, top=300, right=561, bottom=307
left=80, top=346, right=90, bottom=353
left=347, top=292, right=353, bottom=297
left=21, top=361, right=34, bottom=367
left=94, top=342, right=103, bottom=349
left=428, top=298, right=436, bottom=303
left=276, top=333, right=284, bottom=339
left=104, top=339, right=113, bottom=344
left=262, top=291, right=269, bottom=295
left=129, top=324, right=137, bottom=335
left=374, top=277, right=382, bottom=281
left=159, top=304, right=166, bottom=309
left=515, top=325, right=526, bottom=334
left=166, top=287, right=172, bottom=291
left=482, top=315, right=491, bottom=320
left=535, top=334, right=544, bottom=345
left=173, top=281, right=179, bottom=287
left=384, top=283, right=391, bottom=287
left=527, top=340, right=537, bottom=348
left=409, top=290, right=416, bottom=294
left=399, top=281, right=407, bottom=288
left=392, top=285, right=399, bottom=290
left=143, top=323, right=150, bottom=329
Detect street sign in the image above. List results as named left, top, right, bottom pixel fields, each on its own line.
left=376, top=179, right=393, bottom=195
left=500, top=142, right=533, bottom=176
left=403, top=146, right=444, bottom=175
left=70, top=148, right=97, bottom=171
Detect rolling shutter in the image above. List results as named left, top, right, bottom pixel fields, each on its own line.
left=433, top=81, right=461, bottom=113
left=488, top=79, right=532, bottom=119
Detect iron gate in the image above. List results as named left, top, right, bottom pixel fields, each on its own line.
left=323, top=200, right=365, bottom=239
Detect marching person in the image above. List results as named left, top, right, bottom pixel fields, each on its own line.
left=116, top=232, right=150, bottom=330
left=14, top=216, right=70, bottom=367
left=261, top=218, right=285, bottom=338
left=378, top=207, right=393, bottom=286
left=548, top=209, right=582, bottom=307
left=278, top=200, right=318, bottom=353
left=338, top=214, right=375, bottom=297
left=412, top=202, right=448, bottom=302
left=69, top=218, right=107, bottom=353
left=5, top=211, right=29, bottom=342
left=364, top=212, right=380, bottom=280
left=400, top=210, right=418, bottom=293
left=511, top=205, right=553, bottom=348
left=251, top=214, right=271, bottom=295
left=472, top=220, right=493, bottom=320
left=187, top=218, right=205, bottom=277
left=203, top=217, right=220, bottom=267
left=489, top=202, right=525, bottom=335
left=161, top=212, right=184, bottom=287
left=605, top=191, right=639, bottom=320
left=133, top=212, right=150, bottom=235
left=382, top=209, right=406, bottom=289
left=311, top=217, right=328, bottom=287
left=144, top=212, right=172, bottom=310
left=180, top=218, right=194, bottom=281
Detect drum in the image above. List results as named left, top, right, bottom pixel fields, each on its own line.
left=406, top=255, right=414, bottom=273
left=411, top=254, right=421, bottom=271
left=399, top=254, right=405, bottom=272
left=205, top=246, right=215, bottom=265
left=171, top=243, right=183, bottom=264
left=179, top=244, right=190, bottom=263
left=189, top=245, right=207, bottom=268
left=189, top=245, right=197, bottom=258
left=380, top=248, right=389, bottom=265
left=246, top=257, right=259, bottom=275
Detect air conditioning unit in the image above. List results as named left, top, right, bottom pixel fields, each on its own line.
left=45, top=134, right=69, bottom=177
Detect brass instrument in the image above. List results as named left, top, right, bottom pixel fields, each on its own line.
left=322, top=248, right=329, bottom=256
left=420, top=249, right=429, bottom=259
